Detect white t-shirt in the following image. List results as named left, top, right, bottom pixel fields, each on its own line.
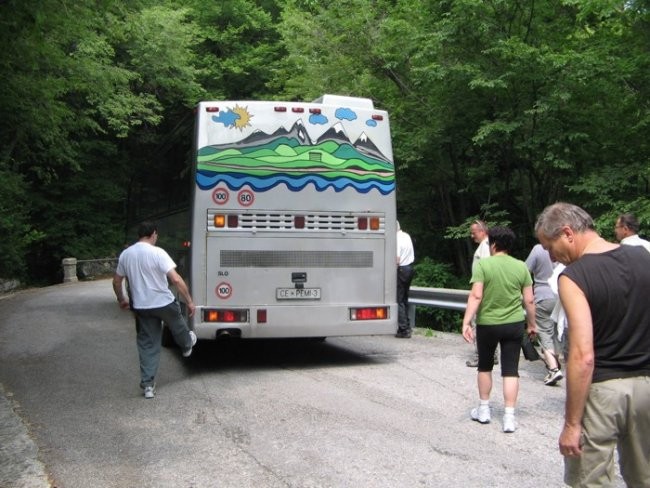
left=549, top=263, right=567, bottom=340
left=621, top=234, right=650, bottom=253
left=472, top=238, right=490, bottom=273
left=116, top=241, right=176, bottom=309
left=397, top=230, right=415, bottom=266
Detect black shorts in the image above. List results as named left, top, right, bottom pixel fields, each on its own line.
left=476, top=321, right=525, bottom=376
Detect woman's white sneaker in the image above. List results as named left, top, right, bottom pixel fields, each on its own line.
left=503, top=413, right=516, bottom=433
left=470, top=405, right=491, bottom=424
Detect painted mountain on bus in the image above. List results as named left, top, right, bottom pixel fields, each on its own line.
left=196, top=120, right=395, bottom=195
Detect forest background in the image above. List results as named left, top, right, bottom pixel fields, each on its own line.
left=2, top=0, right=649, bottom=324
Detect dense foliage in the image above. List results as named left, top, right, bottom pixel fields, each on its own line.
left=1, top=0, right=649, bottom=286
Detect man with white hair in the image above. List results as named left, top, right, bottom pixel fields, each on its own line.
left=535, top=202, right=650, bottom=487
left=466, top=220, right=497, bottom=367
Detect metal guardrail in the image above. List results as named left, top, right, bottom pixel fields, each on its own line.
left=407, top=286, right=470, bottom=327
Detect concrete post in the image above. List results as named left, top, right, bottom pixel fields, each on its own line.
left=62, top=258, right=78, bottom=283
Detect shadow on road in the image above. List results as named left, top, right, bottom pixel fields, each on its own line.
left=177, top=337, right=392, bottom=373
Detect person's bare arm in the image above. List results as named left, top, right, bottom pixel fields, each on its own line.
left=558, top=274, right=595, bottom=458
left=112, top=274, right=129, bottom=310
left=461, top=281, right=483, bottom=343
left=522, top=285, right=537, bottom=336
left=167, top=268, right=196, bottom=317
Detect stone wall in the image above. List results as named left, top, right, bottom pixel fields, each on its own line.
left=76, top=258, right=118, bottom=280
left=0, top=279, right=20, bottom=293
left=61, top=258, right=118, bottom=282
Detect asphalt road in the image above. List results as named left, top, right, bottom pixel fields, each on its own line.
left=0, top=279, right=625, bottom=488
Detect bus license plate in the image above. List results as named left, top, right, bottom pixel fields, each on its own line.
left=276, top=288, right=321, bottom=300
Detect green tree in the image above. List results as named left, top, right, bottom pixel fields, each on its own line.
left=187, top=0, right=283, bottom=99
left=273, top=0, right=650, bottom=277
left=0, top=0, right=208, bottom=282
left=0, top=164, right=43, bottom=279
left=2, top=0, right=650, bottom=287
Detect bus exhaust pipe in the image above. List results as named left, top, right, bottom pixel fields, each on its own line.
left=216, top=329, right=241, bottom=339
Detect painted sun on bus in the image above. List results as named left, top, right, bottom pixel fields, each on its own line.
left=184, top=95, right=398, bottom=341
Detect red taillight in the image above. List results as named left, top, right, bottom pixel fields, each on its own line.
left=357, top=216, right=380, bottom=230
left=257, top=309, right=267, bottom=323
left=203, top=309, right=248, bottom=323
left=205, top=106, right=219, bottom=112
left=182, top=241, right=191, bottom=248
left=309, top=108, right=321, bottom=114
left=372, top=114, right=383, bottom=120
left=350, top=307, right=389, bottom=320
left=274, top=106, right=287, bottom=112
left=358, top=217, right=368, bottom=230
left=295, top=215, right=305, bottom=229
left=227, top=214, right=238, bottom=228
left=292, top=107, right=304, bottom=113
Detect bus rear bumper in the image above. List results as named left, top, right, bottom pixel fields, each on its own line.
left=192, top=304, right=398, bottom=340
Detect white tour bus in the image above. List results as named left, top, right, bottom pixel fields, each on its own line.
left=135, top=95, right=398, bottom=341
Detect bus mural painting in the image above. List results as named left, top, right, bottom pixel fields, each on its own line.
left=128, top=95, right=398, bottom=343
left=196, top=106, right=395, bottom=196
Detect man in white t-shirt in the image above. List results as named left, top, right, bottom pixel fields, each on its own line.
left=471, top=220, right=491, bottom=271
left=467, top=220, right=496, bottom=367
left=396, top=221, right=415, bottom=338
left=614, top=213, right=650, bottom=253
left=113, top=221, right=197, bottom=399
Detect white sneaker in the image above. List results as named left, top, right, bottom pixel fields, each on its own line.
left=182, top=331, right=197, bottom=357
left=143, top=385, right=155, bottom=399
left=470, top=405, right=491, bottom=424
left=503, top=413, right=516, bottom=433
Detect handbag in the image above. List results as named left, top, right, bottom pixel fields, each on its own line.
left=521, top=332, right=540, bottom=361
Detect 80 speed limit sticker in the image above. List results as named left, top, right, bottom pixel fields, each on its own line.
left=237, top=189, right=254, bottom=207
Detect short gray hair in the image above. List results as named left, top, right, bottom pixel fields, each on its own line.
left=534, top=202, right=594, bottom=239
